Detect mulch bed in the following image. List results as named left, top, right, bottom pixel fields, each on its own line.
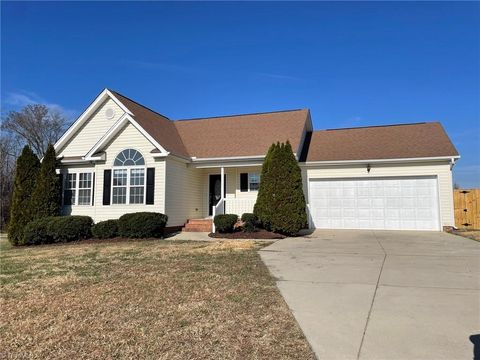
left=208, top=228, right=286, bottom=239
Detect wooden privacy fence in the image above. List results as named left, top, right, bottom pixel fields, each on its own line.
left=454, top=189, right=480, bottom=229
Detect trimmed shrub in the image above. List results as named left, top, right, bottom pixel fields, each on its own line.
left=23, top=217, right=53, bottom=245
left=8, top=145, right=40, bottom=245
left=214, top=214, right=238, bottom=233
left=92, top=220, right=119, bottom=239
left=254, top=141, right=307, bottom=236
left=118, top=212, right=168, bottom=238
left=48, top=216, right=93, bottom=242
left=31, top=144, right=61, bottom=220
left=241, top=213, right=258, bottom=233
left=23, top=216, right=93, bottom=245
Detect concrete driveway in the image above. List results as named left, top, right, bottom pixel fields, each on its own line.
left=260, top=230, right=480, bottom=360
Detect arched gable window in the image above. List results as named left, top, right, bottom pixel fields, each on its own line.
left=111, top=149, right=145, bottom=204
left=114, top=149, right=145, bottom=166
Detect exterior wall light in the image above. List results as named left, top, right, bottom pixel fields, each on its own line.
left=367, top=164, right=371, bottom=173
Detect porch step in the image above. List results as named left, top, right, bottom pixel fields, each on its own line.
left=182, top=219, right=212, bottom=232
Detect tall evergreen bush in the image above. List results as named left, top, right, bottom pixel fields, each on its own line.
left=253, top=143, right=277, bottom=229
left=254, top=141, right=307, bottom=235
left=8, top=146, right=40, bottom=245
left=31, top=144, right=61, bottom=220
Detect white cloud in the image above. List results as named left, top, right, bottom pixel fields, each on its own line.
left=2, top=91, right=77, bottom=119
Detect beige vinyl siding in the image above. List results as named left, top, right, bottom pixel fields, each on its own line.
left=60, top=122, right=166, bottom=222
left=164, top=158, right=203, bottom=226
left=304, top=161, right=454, bottom=227
left=58, top=98, right=125, bottom=157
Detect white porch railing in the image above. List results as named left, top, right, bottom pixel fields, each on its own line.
left=224, top=198, right=256, bottom=216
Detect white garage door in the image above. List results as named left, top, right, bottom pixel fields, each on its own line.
left=309, top=177, right=440, bottom=231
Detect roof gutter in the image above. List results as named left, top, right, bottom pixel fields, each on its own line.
left=300, top=155, right=461, bottom=167
left=189, top=154, right=268, bottom=168
left=450, top=156, right=459, bottom=170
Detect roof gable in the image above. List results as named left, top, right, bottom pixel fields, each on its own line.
left=54, top=89, right=133, bottom=155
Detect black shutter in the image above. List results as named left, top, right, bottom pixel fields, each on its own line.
left=91, top=173, right=95, bottom=206
left=58, top=173, right=64, bottom=206
left=103, top=170, right=111, bottom=205
left=146, top=168, right=155, bottom=205
left=240, top=173, right=248, bottom=192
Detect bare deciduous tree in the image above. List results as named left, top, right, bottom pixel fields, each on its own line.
left=0, top=134, right=21, bottom=229
left=0, top=104, right=69, bottom=229
left=1, top=104, right=68, bottom=157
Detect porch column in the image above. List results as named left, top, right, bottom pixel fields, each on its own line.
left=221, top=166, right=225, bottom=214
left=220, top=166, right=225, bottom=200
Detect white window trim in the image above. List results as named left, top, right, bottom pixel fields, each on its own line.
left=63, top=171, right=94, bottom=206
left=110, top=166, right=147, bottom=205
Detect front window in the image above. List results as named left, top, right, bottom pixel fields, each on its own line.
left=112, top=169, right=127, bottom=204
left=78, top=173, right=92, bottom=205
left=249, top=173, right=260, bottom=191
left=112, top=149, right=146, bottom=205
left=63, top=172, right=93, bottom=206
left=129, top=168, right=145, bottom=204
left=64, top=173, right=77, bottom=205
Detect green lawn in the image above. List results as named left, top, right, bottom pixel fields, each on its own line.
left=0, top=236, right=314, bottom=359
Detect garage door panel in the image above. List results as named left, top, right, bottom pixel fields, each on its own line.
left=330, top=208, right=342, bottom=218
left=372, top=209, right=384, bottom=218
left=401, top=220, right=416, bottom=229
left=401, top=187, right=416, bottom=196
left=372, top=198, right=384, bottom=208
left=402, top=198, right=415, bottom=207
left=400, top=208, right=416, bottom=219
left=343, top=208, right=356, bottom=217
left=386, top=198, right=401, bottom=208
left=343, top=188, right=355, bottom=197
left=310, top=176, right=439, bottom=231
left=385, top=219, right=401, bottom=230
left=385, top=208, right=399, bottom=219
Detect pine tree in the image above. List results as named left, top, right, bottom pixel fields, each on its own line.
left=31, top=144, right=61, bottom=220
left=254, top=141, right=307, bottom=235
left=8, top=146, right=40, bottom=245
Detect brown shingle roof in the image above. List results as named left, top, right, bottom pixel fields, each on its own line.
left=113, top=90, right=309, bottom=159
left=111, top=91, right=190, bottom=158
left=305, top=122, right=459, bottom=162
left=173, top=110, right=310, bottom=158
left=111, top=91, right=458, bottom=162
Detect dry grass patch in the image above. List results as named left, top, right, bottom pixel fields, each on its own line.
left=0, top=236, right=314, bottom=359
left=451, top=229, right=480, bottom=242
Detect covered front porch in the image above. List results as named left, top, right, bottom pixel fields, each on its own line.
left=179, top=164, right=261, bottom=231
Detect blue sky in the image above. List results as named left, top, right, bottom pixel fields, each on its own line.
left=2, top=1, right=479, bottom=187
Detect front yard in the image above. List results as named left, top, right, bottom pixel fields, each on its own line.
left=0, top=236, right=314, bottom=359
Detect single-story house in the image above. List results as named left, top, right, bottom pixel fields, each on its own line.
left=54, top=89, right=459, bottom=232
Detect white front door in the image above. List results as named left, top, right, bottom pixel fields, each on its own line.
left=309, top=177, right=440, bottom=231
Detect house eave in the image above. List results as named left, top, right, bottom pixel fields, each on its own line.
left=300, top=155, right=461, bottom=167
